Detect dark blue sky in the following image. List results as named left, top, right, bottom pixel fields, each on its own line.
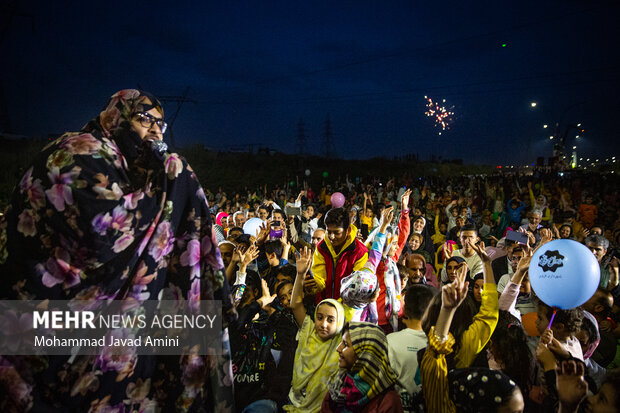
left=2, top=0, right=619, bottom=165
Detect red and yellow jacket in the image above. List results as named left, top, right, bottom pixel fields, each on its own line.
left=311, top=225, right=368, bottom=301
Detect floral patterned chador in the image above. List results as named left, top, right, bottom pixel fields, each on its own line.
left=0, top=90, right=236, bottom=412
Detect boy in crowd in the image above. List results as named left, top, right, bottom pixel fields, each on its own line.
left=309, top=207, right=368, bottom=301
left=440, top=223, right=483, bottom=284
left=387, top=284, right=438, bottom=413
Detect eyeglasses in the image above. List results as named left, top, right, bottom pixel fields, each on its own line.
left=135, top=112, right=167, bottom=134
left=409, top=267, right=425, bottom=273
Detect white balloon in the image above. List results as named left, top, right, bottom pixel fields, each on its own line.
left=305, top=169, right=311, bottom=176
left=243, top=217, right=265, bottom=236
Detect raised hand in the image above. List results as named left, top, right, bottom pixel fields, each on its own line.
left=471, top=240, right=490, bottom=263
left=296, top=246, right=313, bottom=277
left=441, top=263, right=469, bottom=310
left=443, top=242, right=453, bottom=260
left=256, top=219, right=272, bottom=245
left=231, top=246, right=242, bottom=264
left=556, top=360, right=588, bottom=411
left=256, top=279, right=276, bottom=309
left=379, top=206, right=394, bottom=232
left=400, top=188, right=412, bottom=211
left=540, top=227, right=553, bottom=244
left=280, top=226, right=289, bottom=246
left=239, top=244, right=259, bottom=269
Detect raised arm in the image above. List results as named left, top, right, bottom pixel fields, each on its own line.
left=435, top=264, right=470, bottom=339
left=365, top=207, right=393, bottom=273
left=291, top=246, right=313, bottom=326
left=421, top=265, right=469, bottom=413
left=394, top=189, right=412, bottom=261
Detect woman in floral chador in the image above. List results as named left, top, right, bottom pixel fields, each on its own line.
left=0, top=90, right=236, bottom=412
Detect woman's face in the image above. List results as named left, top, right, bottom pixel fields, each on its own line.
left=337, top=330, right=358, bottom=370
left=446, top=261, right=460, bottom=282
left=408, top=236, right=421, bottom=251
left=131, top=107, right=165, bottom=141
left=413, top=219, right=425, bottom=233
left=314, top=303, right=339, bottom=340
left=473, top=279, right=484, bottom=302
left=560, top=225, right=572, bottom=239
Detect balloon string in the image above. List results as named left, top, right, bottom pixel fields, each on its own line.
left=547, top=309, right=557, bottom=330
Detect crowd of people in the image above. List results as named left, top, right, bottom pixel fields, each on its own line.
left=0, top=89, right=619, bottom=412
left=209, top=170, right=619, bottom=413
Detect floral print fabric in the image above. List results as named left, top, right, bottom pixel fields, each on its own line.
left=0, top=89, right=236, bottom=412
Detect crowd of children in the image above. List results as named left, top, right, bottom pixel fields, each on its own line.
left=212, top=171, right=620, bottom=412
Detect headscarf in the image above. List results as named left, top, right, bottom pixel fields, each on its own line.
left=81, top=89, right=165, bottom=165
left=449, top=368, right=519, bottom=412
left=327, top=322, right=398, bottom=411
left=413, top=215, right=435, bottom=257
left=0, top=89, right=235, bottom=410
left=286, top=299, right=345, bottom=412
left=442, top=256, right=467, bottom=283
left=534, top=194, right=547, bottom=211
left=412, top=216, right=426, bottom=234
left=581, top=310, right=601, bottom=360
left=469, top=272, right=484, bottom=311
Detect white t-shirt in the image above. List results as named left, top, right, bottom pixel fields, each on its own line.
left=440, top=250, right=483, bottom=283
left=387, top=328, right=428, bottom=408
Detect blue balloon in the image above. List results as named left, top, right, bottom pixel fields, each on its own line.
left=529, top=239, right=600, bottom=309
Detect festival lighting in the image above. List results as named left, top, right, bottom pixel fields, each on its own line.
left=530, top=102, right=537, bottom=107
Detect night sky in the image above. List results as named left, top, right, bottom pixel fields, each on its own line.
left=2, top=0, right=619, bottom=165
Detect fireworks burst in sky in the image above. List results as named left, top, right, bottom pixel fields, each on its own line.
left=424, top=96, right=454, bottom=135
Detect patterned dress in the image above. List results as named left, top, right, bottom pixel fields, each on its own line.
left=0, top=90, right=236, bottom=412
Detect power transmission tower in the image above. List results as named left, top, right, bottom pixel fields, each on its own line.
left=157, top=87, right=197, bottom=149
left=321, top=115, right=337, bottom=158
left=296, top=118, right=307, bottom=155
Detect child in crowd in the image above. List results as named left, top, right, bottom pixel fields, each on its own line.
left=536, top=302, right=584, bottom=362
left=420, top=241, right=499, bottom=413
left=577, top=310, right=607, bottom=392
left=285, top=247, right=347, bottom=412
left=322, top=322, right=403, bottom=412
left=340, top=207, right=394, bottom=323
left=387, top=284, right=438, bottom=412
